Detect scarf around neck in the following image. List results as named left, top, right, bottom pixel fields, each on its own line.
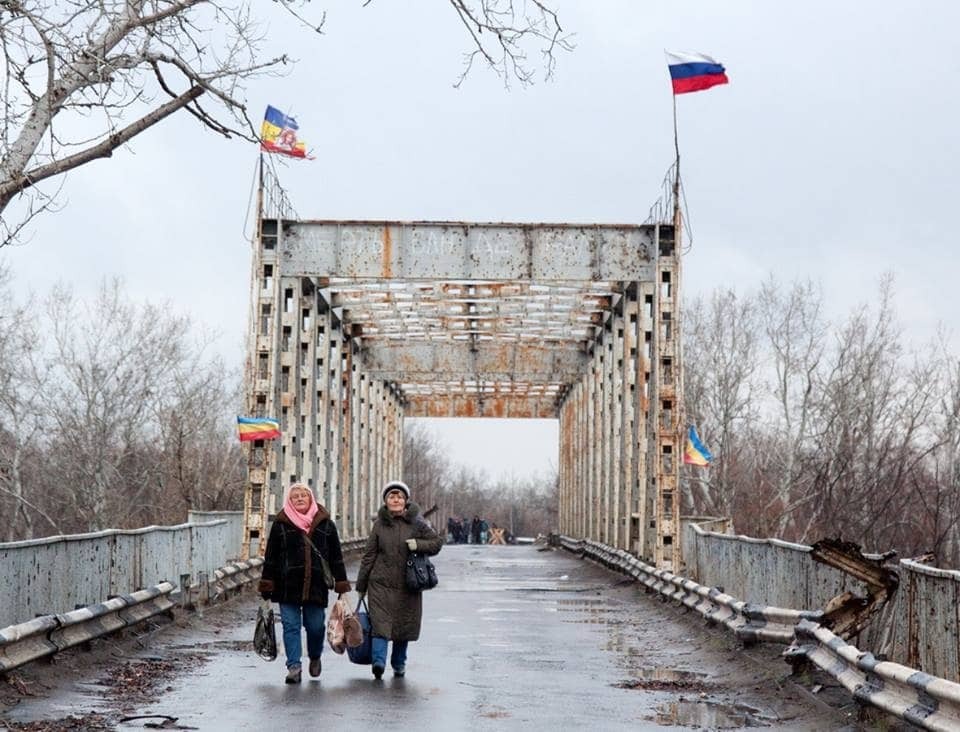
left=283, top=482, right=319, bottom=533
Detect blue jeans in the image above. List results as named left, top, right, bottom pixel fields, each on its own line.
left=279, top=603, right=325, bottom=669
left=371, top=636, right=408, bottom=671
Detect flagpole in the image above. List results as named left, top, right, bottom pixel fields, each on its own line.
left=672, top=79, right=686, bottom=571
left=672, top=91, right=680, bottom=175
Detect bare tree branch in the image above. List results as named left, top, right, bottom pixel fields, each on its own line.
left=0, top=84, right=202, bottom=204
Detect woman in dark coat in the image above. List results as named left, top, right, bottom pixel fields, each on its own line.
left=258, top=482, right=351, bottom=683
left=356, top=480, right=443, bottom=679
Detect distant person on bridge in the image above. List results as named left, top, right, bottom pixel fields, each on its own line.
left=258, top=482, right=351, bottom=684
left=356, top=480, right=443, bottom=680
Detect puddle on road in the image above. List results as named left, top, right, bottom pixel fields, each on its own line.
left=168, top=640, right=249, bottom=652
left=555, top=597, right=610, bottom=608
left=650, top=700, right=771, bottom=729
left=613, top=667, right=709, bottom=692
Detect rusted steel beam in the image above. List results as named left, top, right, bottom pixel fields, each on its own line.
left=403, top=394, right=558, bottom=418
left=280, top=221, right=655, bottom=281
left=810, top=537, right=899, bottom=639
left=358, top=341, right=587, bottom=382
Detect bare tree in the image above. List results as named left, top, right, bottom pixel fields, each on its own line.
left=0, top=0, right=293, bottom=242
left=403, top=421, right=452, bottom=526
left=924, top=348, right=960, bottom=565
left=683, top=275, right=960, bottom=560
left=796, top=278, right=940, bottom=546
left=0, top=265, right=59, bottom=539
left=0, top=0, right=571, bottom=245
left=683, top=288, right=762, bottom=517
left=444, top=0, right=573, bottom=87
left=153, top=352, right=244, bottom=516
left=41, top=279, right=195, bottom=529
left=757, top=278, right=827, bottom=536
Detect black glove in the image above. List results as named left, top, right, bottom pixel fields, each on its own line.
left=260, top=593, right=271, bottom=601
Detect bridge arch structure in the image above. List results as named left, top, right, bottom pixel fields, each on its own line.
left=241, top=212, right=686, bottom=569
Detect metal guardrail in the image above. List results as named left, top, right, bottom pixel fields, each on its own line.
left=557, top=535, right=822, bottom=644
left=558, top=533, right=960, bottom=732
left=790, top=620, right=960, bottom=731
left=0, top=583, right=175, bottom=674
left=0, top=557, right=268, bottom=674
left=342, top=538, right=367, bottom=554
left=178, top=558, right=264, bottom=608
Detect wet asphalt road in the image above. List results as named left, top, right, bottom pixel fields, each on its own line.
left=2, top=544, right=856, bottom=731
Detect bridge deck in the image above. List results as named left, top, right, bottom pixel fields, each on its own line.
left=1, top=546, right=854, bottom=730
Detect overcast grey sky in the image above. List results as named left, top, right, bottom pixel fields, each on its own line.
left=5, top=1, right=959, bottom=481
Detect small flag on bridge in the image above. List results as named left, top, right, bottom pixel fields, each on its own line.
left=665, top=51, right=729, bottom=95
left=260, top=105, right=313, bottom=159
left=237, top=416, right=281, bottom=442
left=683, top=425, right=713, bottom=466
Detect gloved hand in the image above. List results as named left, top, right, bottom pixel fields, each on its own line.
left=405, top=538, right=418, bottom=551
left=260, top=593, right=271, bottom=602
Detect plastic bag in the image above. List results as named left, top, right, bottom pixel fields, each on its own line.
left=347, top=598, right=373, bottom=665
left=328, top=596, right=364, bottom=654
left=253, top=601, right=277, bottom=661
left=327, top=597, right=347, bottom=654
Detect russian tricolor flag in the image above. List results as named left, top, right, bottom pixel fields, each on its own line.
left=666, top=51, right=729, bottom=95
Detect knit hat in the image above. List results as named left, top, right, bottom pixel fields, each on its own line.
left=382, top=480, right=410, bottom=502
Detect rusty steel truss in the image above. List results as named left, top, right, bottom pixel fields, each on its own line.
left=242, top=218, right=684, bottom=569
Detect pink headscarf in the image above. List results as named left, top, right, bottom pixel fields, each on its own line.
left=282, top=482, right=319, bottom=533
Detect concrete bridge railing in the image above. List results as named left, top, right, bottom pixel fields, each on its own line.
left=0, top=520, right=238, bottom=628
left=561, top=531, right=960, bottom=731
left=684, top=523, right=960, bottom=682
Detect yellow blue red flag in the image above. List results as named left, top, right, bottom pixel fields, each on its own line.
left=260, top=105, right=312, bottom=159
left=683, top=425, right=713, bottom=466
left=237, top=416, right=281, bottom=442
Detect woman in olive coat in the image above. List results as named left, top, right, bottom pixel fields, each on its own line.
left=258, top=482, right=351, bottom=684
left=356, top=480, right=443, bottom=679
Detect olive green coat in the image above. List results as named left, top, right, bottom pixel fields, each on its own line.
left=355, top=502, right=443, bottom=641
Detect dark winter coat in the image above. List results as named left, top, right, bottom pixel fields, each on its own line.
left=355, top=501, right=443, bottom=641
left=258, top=505, right=351, bottom=606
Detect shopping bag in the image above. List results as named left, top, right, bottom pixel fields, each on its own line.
left=343, top=603, right=363, bottom=648
left=327, top=596, right=348, bottom=654
left=253, top=601, right=277, bottom=661
left=346, top=598, right=373, bottom=665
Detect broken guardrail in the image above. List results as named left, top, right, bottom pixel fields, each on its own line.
left=788, top=620, right=960, bottom=731
left=556, top=535, right=822, bottom=644
left=557, top=534, right=960, bottom=732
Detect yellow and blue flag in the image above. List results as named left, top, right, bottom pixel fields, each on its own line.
left=683, top=425, right=713, bottom=466
left=237, top=416, right=281, bottom=442
left=260, top=105, right=311, bottom=159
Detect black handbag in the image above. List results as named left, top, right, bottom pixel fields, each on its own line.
left=253, top=602, right=278, bottom=661
left=347, top=598, right=373, bottom=665
left=304, top=534, right=336, bottom=589
left=405, top=552, right=438, bottom=592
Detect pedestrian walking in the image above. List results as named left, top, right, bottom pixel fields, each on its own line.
left=258, top=482, right=351, bottom=684
left=356, top=480, right=443, bottom=680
